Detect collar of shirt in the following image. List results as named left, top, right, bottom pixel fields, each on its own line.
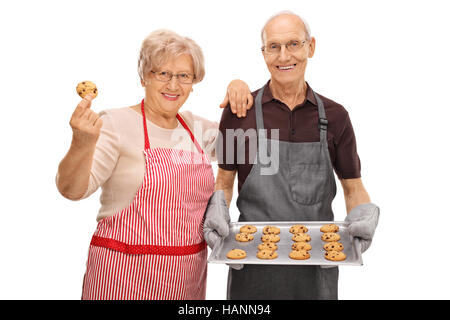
left=261, top=80, right=318, bottom=109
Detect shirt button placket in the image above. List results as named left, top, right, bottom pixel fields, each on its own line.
left=290, top=113, right=295, bottom=139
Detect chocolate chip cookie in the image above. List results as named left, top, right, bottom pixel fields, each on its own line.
left=321, top=232, right=340, bottom=242
left=291, top=242, right=312, bottom=251
left=320, top=224, right=339, bottom=233
left=235, top=233, right=254, bottom=242
left=324, top=250, right=346, bottom=261
left=262, top=226, right=281, bottom=235
left=261, top=234, right=280, bottom=243
left=323, top=242, right=344, bottom=252
left=227, top=249, right=247, bottom=259
left=76, top=81, right=98, bottom=99
left=292, top=233, right=311, bottom=242
left=240, top=225, right=257, bottom=234
left=289, top=224, right=308, bottom=234
left=257, top=242, right=278, bottom=251
left=289, top=250, right=311, bottom=260
left=256, top=249, right=278, bottom=260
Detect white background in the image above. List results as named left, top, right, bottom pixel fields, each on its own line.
left=1, top=0, right=449, bottom=299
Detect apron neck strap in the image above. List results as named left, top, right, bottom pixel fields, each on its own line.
left=312, top=91, right=328, bottom=143
left=141, top=99, right=151, bottom=149
left=175, top=113, right=204, bottom=154
left=255, top=86, right=265, bottom=134
left=140, top=99, right=204, bottom=153
left=255, top=85, right=328, bottom=143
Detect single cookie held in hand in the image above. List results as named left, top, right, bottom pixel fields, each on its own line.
left=323, top=242, right=344, bottom=252
left=289, top=250, right=311, bottom=260
left=235, top=233, right=254, bottom=242
left=321, top=232, right=341, bottom=242
left=258, top=242, right=278, bottom=251
left=76, top=81, right=98, bottom=99
left=257, top=250, right=278, bottom=260
left=291, top=242, right=312, bottom=251
left=292, top=233, right=311, bottom=242
left=227, top=249, right=247, bottom=260
left=262, top=226, right=281, bottom=235
left=261, top=234, right=280, bottom=243
left=324, top=250, right=346, bottom=261
left=289, top=224, right=308, bottom=234
left=240, top=225, right=257, bottom=234
left=320, top=224, right=339, bottom=233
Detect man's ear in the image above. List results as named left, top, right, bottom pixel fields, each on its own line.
left=308, top=37, right=316, bottom=58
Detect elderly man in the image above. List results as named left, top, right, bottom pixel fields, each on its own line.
left=204, top=12, right=380, bottom=300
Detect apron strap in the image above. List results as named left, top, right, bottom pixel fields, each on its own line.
left=254, top=87, right=268, bottom=159
left=255, top=86, right=265, bottom=133
left=140, top=99, right=204, bottom=154
left=312, top=92, right=328, bottom=143
left=141, top=99, right=151, bottom=149
left=176, top=113, right=204, bottom=154
left=254, top=85, right=328, bottom=143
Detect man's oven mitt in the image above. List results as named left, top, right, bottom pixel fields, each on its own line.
left=344, top=203, right=380, bottom=253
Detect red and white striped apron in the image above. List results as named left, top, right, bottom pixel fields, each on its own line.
left=81, top=99, right=215, bottom=300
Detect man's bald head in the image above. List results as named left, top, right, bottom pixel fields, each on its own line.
left=261, top=11, right=311, bottom=45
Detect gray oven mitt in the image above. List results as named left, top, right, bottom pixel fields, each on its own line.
left=203, top=190, right=243, bottom=270
left=344, top=203, right=380, bottom=254
left=204, top=190, right=230, bottom=248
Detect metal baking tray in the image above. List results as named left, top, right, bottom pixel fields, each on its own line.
left=208, top=221, right=363, bottom=266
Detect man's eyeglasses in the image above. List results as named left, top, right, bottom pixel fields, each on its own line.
left=261, top=40, right=308, bottom=55
left=150, top=71, right=195, bottom=84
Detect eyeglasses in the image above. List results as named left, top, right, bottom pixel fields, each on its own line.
left=261, top=40, right=308, bottom=55
left=150, top=70, right=195, bottom=84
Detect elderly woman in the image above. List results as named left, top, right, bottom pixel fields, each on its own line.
left=56, top=29, right=251, bottom=300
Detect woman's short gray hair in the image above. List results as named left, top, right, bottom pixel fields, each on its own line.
left=261, top=11, right=311, bottom=44
left=138, top=29, right=205, bottom=83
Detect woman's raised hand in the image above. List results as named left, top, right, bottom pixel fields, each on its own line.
left=220, top=79, right=253, bottom=118
left=70, top=94, right=103, bottom=146
left=57, top=94, right=102, bottom=199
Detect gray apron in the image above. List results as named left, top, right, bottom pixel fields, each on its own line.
left=227, top=85, right=338, bottom=300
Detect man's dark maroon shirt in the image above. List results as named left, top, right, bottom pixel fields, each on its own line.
left=217, top=81, right=361, bottom=193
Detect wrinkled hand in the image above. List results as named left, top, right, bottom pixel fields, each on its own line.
left=203, top=190, right=230, bottom=248
left=70, top=94, right=103, bottom=145
left=345, top=203, right=380, bottom=253
left=220, top=79, right=253, bottom=118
